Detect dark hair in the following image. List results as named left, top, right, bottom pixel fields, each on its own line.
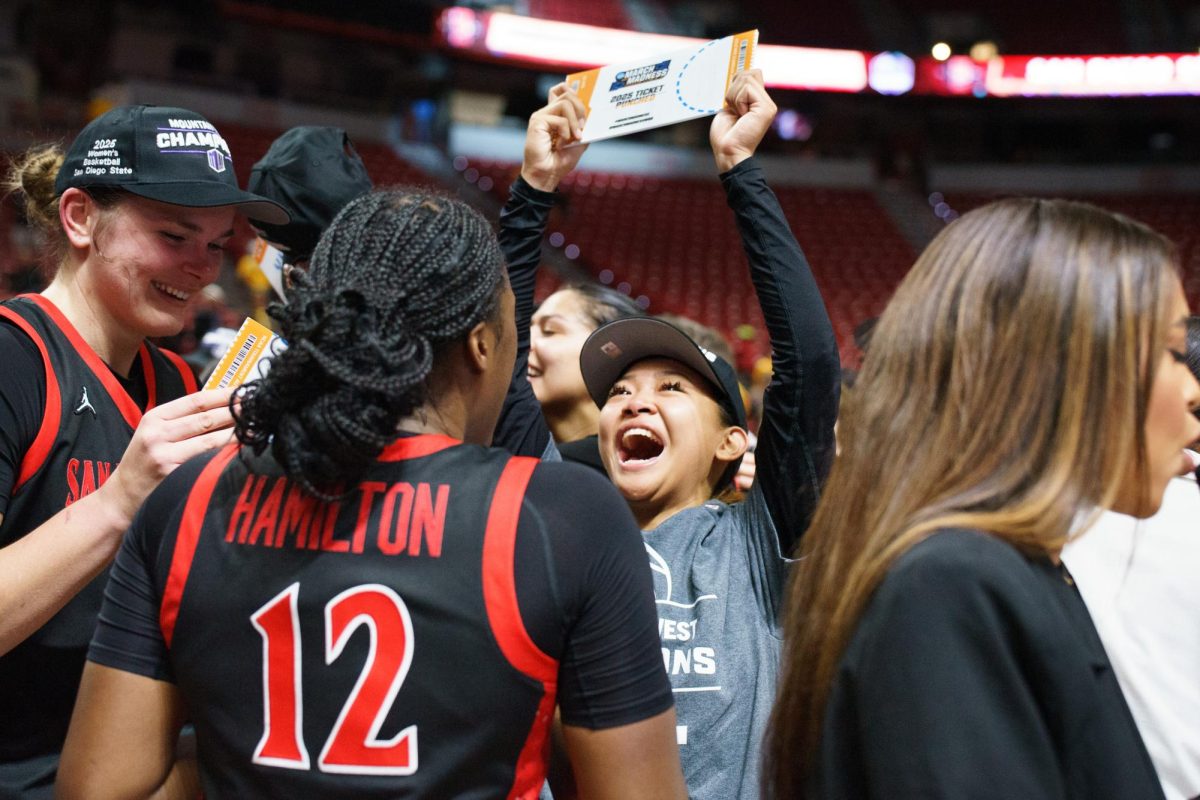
left=1187, top=315, right=1200, bottom=383
left=233, top=189, right=506, bottom=499
left=560, top=281, right=644, bottom=329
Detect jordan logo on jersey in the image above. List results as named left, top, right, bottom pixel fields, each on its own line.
left=74, top=386, right=97, bottom=418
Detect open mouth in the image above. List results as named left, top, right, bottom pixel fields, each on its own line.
left=151, top=280, right=192, bottom=302
left=618, top=426, right=665, bottom=465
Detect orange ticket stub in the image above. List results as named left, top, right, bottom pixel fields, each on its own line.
left=203, top=317, right=287, bottom=390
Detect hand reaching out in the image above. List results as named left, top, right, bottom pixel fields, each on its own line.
left=710, top=69, right=777, bottom=173
left=521, top=82, right=590, bottom=192
left=99, top=388, right=237, bottom=525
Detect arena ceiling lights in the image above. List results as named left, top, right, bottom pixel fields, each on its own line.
left=437, top=7, right=1200, bottom=98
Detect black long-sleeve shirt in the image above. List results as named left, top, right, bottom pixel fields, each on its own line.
left=721, top=158, right=840, bottom=555
left=492, top=177, right=558, bottom=460
left=632, top=158, right=840, bottom=800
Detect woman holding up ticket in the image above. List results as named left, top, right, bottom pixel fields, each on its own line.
left=0, top=105, right=286, bottom=794
left=573, top=70, right=840, bottom=800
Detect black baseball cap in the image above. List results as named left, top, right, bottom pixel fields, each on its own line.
left=55, top=105, right=289, bottom=224
left=580, top=317, right=749, bottom=485
left=246, top=126, right=373, bottom=262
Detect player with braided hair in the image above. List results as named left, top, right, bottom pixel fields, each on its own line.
left=59, top=189, right=685, bottom=799
left=236, top=192, right=511, bottom=498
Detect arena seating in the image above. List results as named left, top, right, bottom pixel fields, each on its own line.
left=893, top=0, right=1126, bottom=53
left=942, top=192, right=1200, bottom=311
left=524, top=0, right=631, bottom=30
left=466, top=158, right=915, bottom=365
left=743, top=0, right=874, bottom=51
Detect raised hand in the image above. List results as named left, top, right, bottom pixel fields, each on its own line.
left=709, top=69, right=777, bottom=173
left=521, top=82, right=590, bottom=192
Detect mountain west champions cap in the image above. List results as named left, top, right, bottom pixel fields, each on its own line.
left=55, top=105, right=289, bottom=224
left=245, top=126, right=373, bottom=262
left=580, top=317, right=749, bottom=485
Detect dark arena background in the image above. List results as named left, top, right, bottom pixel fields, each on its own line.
left=2, top=0, right=1199, bottom=371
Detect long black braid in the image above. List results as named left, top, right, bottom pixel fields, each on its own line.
left=233, top=189, right=507, bottom=499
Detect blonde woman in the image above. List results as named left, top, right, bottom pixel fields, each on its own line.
left=0, top=105, right=286, bottom=794
left=765, top=198, right=1200, bottom=799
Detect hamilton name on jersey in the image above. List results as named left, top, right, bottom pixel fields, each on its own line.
left=225, top=474, right=449, bottom=558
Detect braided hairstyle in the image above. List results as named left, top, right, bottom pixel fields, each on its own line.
left=234, top=189, right=507, bottom=499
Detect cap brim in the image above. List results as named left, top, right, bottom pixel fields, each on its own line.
left=580, top=317, right=727, bottom=410
left=124, top=182, right=291, bottom=225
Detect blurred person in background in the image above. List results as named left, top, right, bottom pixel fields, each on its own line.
left=529, top=282, right=644, bottom=471
left=245, top=126, right=373, bottom=273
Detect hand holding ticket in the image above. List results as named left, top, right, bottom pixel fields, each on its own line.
left=710, top=69, right=778, bottom=172
left=567, top=30, right=757, bottom=143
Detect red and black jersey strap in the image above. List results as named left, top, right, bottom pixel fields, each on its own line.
left=482, top=456, right=557, bottom=682
left=482, top=456, right=559, bottom=799
left=0, top=306, right=61, bottom=493
left=378, top=434, right=461, bottom=462
left=158, top=347, right=199, bottom=395
left=138, top=344, right=158, bottom=410
left=159, top=442, right=241, bottom=647
left=23, top=294, right=145, bottom=429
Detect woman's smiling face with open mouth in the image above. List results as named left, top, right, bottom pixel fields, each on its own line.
left=599, top=357, right=745, bottom=526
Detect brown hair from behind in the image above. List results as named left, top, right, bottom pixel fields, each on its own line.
left=763, top=197, right=1180, bottom=798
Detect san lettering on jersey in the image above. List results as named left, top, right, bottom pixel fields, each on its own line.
left=64, top=457, right=116, bottom=505
left=223, top=475, right=450, bottom=557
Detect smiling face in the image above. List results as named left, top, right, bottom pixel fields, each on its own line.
left=81, top=194, right=235, bottom=339
left=529, top=289, right=598, bottom=411
left=598, top=357, right=747, bottom=529
left=1112, top=284, right=1200, bottom=518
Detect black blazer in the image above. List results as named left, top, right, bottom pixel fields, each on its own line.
left=811, top=528, right=1166, bottom=799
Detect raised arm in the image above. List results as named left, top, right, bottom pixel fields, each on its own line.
left=492, top=84, right=588, bottom=457
left=712, top=70, right=840, bottom=556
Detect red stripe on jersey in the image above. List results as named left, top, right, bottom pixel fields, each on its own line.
left=481, top=456, right=559, bottom=799
left=138, top=344, right=157, bottom=411
left=0, top=307, right=61, bottom=493
left=25, top=294, right=145, bottom=429
left=510, top=689, right=557, bottom=800
left=159, top=348, right=199, bottom=394
left=378, top=434, right=461, bottom=462
left=159, top=442, right=240, bottom=647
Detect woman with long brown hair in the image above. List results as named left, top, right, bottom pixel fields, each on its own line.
left=765, top=198, right=1200, bottom=799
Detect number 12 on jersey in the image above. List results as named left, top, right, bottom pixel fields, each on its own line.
left=250, top=582, right=419, bottom=775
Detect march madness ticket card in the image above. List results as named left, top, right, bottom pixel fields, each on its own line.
left=567, top=30, right=757, bottom=143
